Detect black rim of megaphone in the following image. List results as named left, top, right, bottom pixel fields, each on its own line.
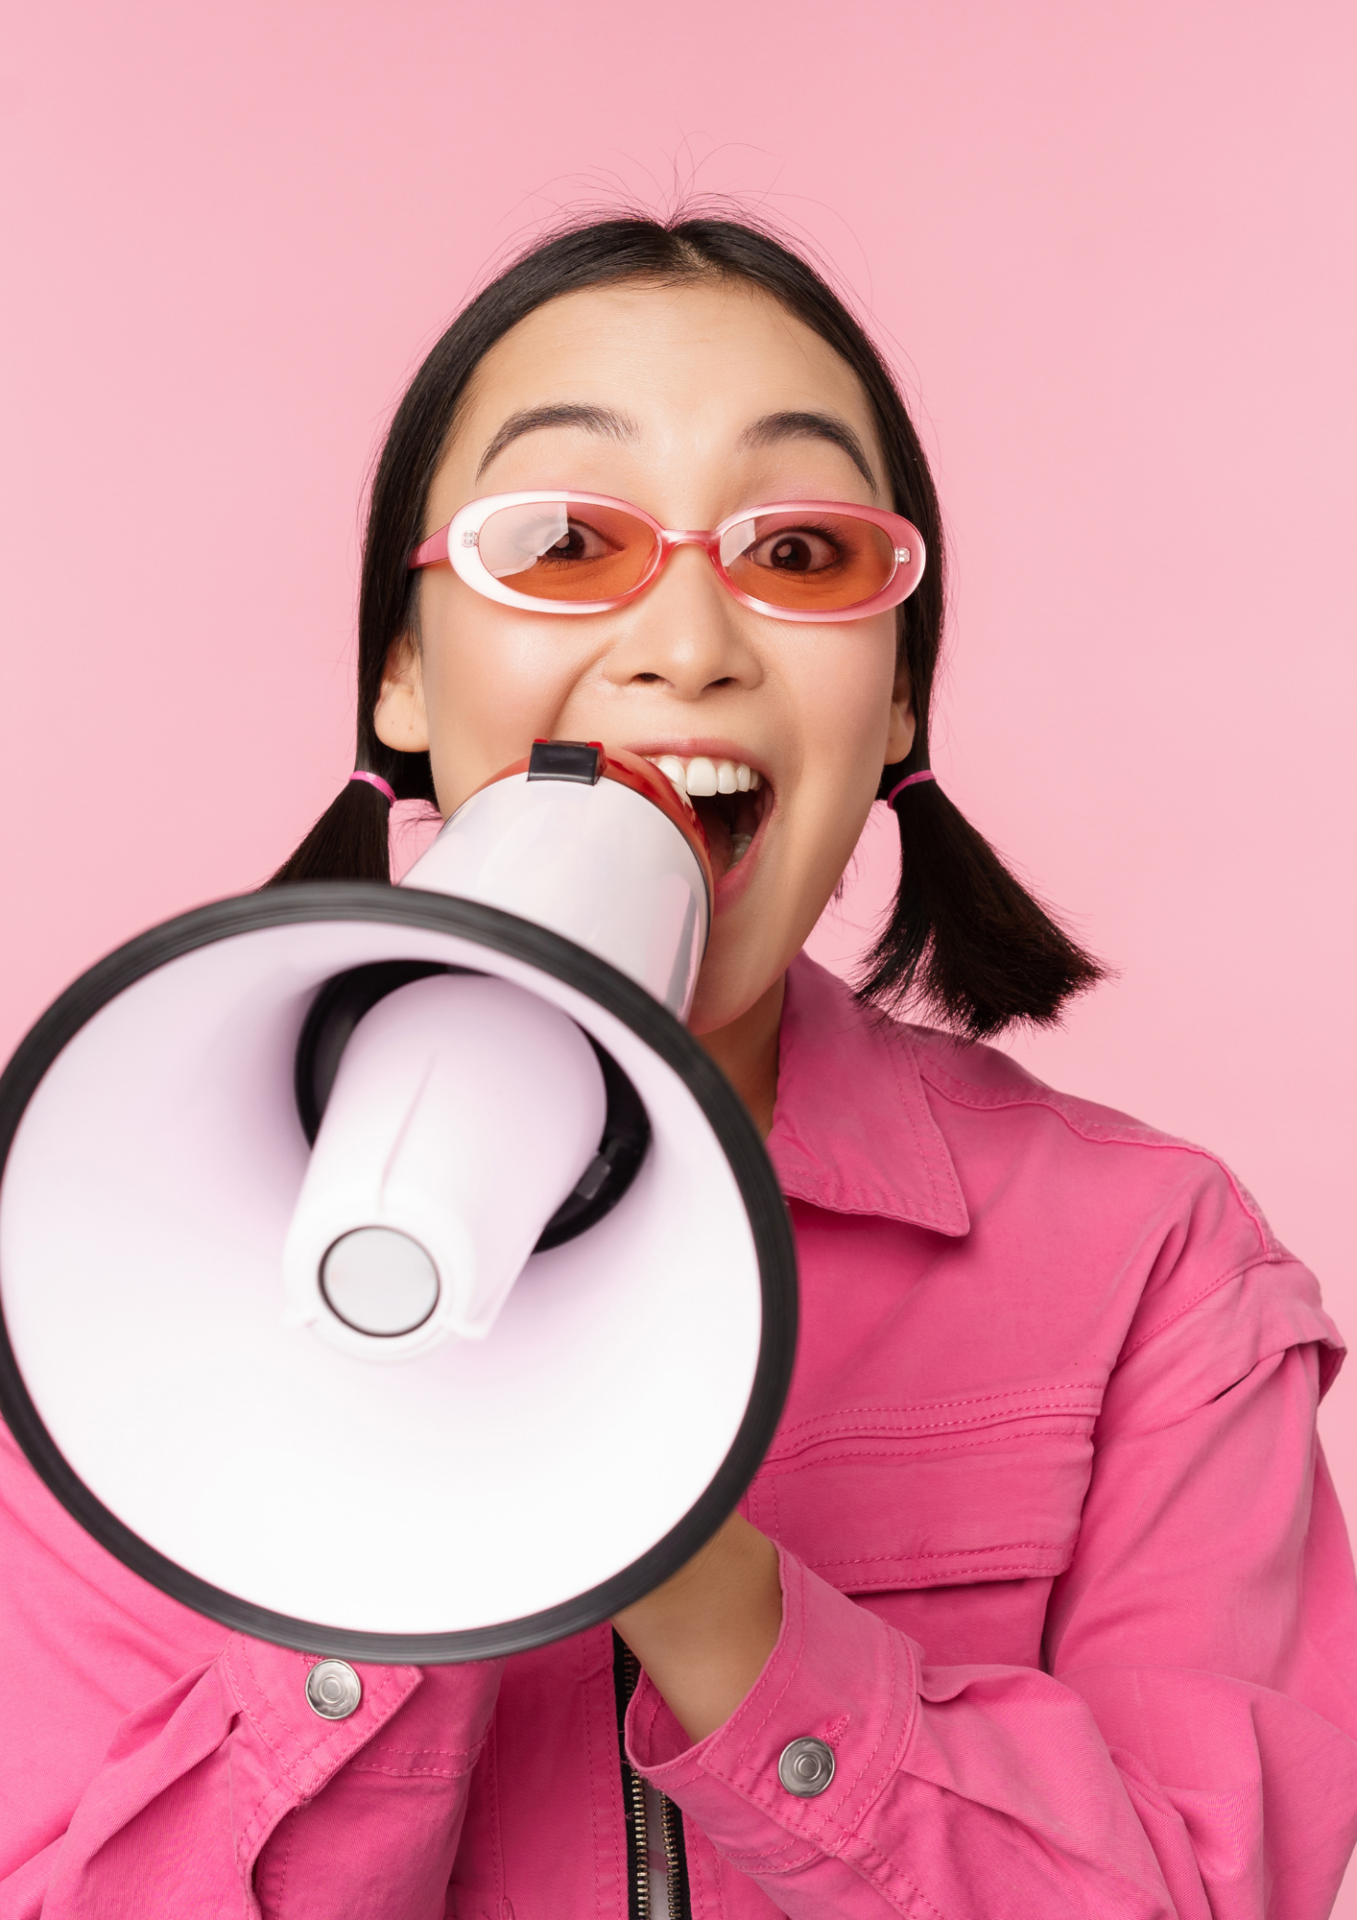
left=0, top=881, right=798, bottom=1665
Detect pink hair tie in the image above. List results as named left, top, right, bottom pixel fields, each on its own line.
left=349, top=771, right=397, bottom=805
left=884, top=770, right=936, bottom=808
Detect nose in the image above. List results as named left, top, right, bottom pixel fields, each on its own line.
left=602, top=541, right=762, bottom=701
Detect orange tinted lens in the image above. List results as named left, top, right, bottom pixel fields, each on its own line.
left=477, top=501, right=659, bottom=603
left=718, top=511, right=896, bottom=610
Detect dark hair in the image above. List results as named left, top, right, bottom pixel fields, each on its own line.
left=267, top=213, right=1102, bottom=1036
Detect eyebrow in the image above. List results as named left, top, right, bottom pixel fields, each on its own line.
left=476, top=403, right=637, bottom=479
left=738, top=410, right=877, bottom=490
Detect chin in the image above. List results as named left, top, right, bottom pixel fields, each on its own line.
left=685, top=940, right=781, bottom=1038
left=686, top=971, right=745, bottom=1038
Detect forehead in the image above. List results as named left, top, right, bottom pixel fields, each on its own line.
left=454, top=279, right=881, bottom=463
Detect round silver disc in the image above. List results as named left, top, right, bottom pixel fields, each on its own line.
left=320, top=1228, right=441, bottom=1336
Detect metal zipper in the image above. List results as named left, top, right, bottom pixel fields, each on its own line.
left=627, top=1769, right=652, bottom=1920
left=659, top=1792, right=685, bottom=1913
left=612, top=1633, right=691, bottom=1920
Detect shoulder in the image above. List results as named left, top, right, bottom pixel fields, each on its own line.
left=900, top=1017, right=1341, bottom=1384
left=913, top=1021, right=1274, bottom=1228
left=911, top=1013, right=1220, bottom=1158
left=783, top=954, right=1341, bottom=1397
left=790, top=940, right=1297, bottom=1274
left=788, top=950, right=1277, bottom=1258
left=907, top=1019, right=1278, bottom=1254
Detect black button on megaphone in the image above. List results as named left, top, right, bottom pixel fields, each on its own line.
left=0, top=747, right=797, bottom=1663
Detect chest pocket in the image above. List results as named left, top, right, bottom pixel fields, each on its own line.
left=742, top=1384, right=1103, bottom=1593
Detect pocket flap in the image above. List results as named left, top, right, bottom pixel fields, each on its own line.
left=745, top=1389, right=1100, bottom=1592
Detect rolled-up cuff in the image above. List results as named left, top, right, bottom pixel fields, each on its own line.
left=624, top=1546, right=918, bottom=1865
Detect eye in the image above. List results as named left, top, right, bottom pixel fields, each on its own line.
left=539, top=516, right=618, bottom=564
left=744, top=526, right=844, bottom=574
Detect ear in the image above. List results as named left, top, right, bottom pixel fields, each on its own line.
left=373, top=635, right=430, bottom=754
left=883, top=659, right=916, bottom=767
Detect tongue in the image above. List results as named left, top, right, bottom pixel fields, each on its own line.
left=692, top=796, right=735, bottom=875
left=691, top=788, right=765, bottom=877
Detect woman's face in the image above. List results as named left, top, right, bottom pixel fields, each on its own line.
left=375, top=278, right=915, bottom=1034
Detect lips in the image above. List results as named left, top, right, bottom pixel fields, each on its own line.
left=642, top=753, right=772, bottom=884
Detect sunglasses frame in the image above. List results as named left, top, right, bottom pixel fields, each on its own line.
left=408, top=491, right=926, bottom=623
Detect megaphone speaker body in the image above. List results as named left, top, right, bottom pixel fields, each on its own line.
left=0, top=746, right=798, bottom=1662
left=285, top=973, right=610, bottom=1352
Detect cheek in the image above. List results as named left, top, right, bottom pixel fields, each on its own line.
left=418, top=586, right=587, bottom=810
left=784, top=615, right=899, bottom=789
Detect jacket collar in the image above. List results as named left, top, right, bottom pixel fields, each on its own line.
left=766, top=953, right=970, bottom=1236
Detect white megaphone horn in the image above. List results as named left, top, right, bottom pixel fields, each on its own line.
left=0, top=742, right=798, bottom=1663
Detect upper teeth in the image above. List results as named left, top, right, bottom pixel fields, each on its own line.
left=649, top=755, right=762, bottom=800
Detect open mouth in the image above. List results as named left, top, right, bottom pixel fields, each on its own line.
left=645, top=755, right=772, bottom=882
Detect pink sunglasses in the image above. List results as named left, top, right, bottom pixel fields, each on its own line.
left=408, top=491, right=926, bottom=623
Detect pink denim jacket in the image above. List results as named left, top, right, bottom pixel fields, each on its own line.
left=3, top=953, right=1356, bottom=1918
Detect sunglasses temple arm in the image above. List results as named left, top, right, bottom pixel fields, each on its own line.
left=408, top=525, right=452, bottom=572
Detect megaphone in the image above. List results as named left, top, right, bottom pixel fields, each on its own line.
left=0, top=743, right=797, bottom=1663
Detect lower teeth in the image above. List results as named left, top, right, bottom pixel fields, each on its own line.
left=729, top=832, right=753, bottom=867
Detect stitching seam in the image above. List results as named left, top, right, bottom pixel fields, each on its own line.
left=807, top=1540, right=1066, bottom=1563
left=1116, top=1255, right=1300, bottom=1361
left=761, top=1428, right=1094, bottom=1470
left=913, top=1051, right=1273, bottom=1260
left=773, top=1383, right=1103, bottom=1437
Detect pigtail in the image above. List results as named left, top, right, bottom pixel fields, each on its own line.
left=264, top=745, right=436, bottom=889
left=264, top=778, right=394, bottom=886
left=858, top=757, right=1106, bottom=1039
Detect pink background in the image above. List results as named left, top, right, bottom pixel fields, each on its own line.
left=2, top=0, right=1355, bottom=1890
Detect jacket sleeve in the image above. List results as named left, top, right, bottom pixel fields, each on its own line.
left=0, top=1424, right=501, bottom=1920
left=626, top=1260, right=1357, bottom=1919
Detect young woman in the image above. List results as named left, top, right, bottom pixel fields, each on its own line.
left=3, top=215, right=1355, bottom=1919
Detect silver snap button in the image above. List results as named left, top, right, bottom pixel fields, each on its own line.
left=305, top=1659, right=362, bottom=1720
left=778, top=1736, right=835, bottom=1796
